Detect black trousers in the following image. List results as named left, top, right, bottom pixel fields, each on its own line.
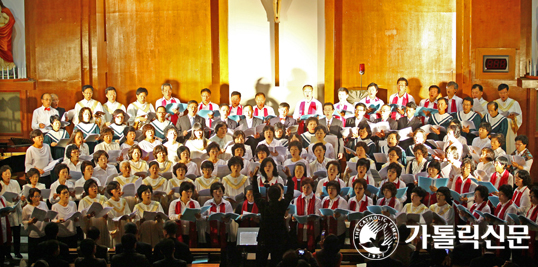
left=28, top=236, right=44, bottom=265
left=10, top=226, right=20, bottom=254
left=256, top=242, right=286, bottom=267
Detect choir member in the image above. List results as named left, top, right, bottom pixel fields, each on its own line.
left=379, top=162, right=407, bottom=190
left=22, top=168, right=46, bottom=194
left=44, top=115, right=70, bottom=159
left=125, top=145, right=148, bottom=176
left=74, top=161, right=102, bottom=199
left=49, top=164, right=75, bottom=205
left=318, top=103, right=344, bottom=134
left=289, top=162, right=308, bottom=191
left=234, top=186, right=259, bottom=227
left=513, top=170, right=531, bottom=214
left=238, top=105, right=263, bottom=130
left=225, top=131, right=253, bottom=161
left=201, top=182, right=233, bottom=251
left=119, top=127, right=137, bottom=156
left=471, top=84, right=489, bottom=114
left=168, top=181, right=200, bottom=247
left=185, top=122, right=209, bottom=153
left=300, top=117, right=318, bottom=148
left=126, top=87, right=156, bottom=128
left=201, top=142, right=227, bottom=177
left=307, top=126, right=335, bottom=159
left=0, top=165, right=22, bottom=258
left=32, top=93, right=59, bottom=133
left=150, top=106, right=173, bottom=140
left=292, top=85, right=323, bottom=122
left=143, top=162, right=170, bottom=207
left=222, top=156, right=250, bottom=198
left=377, top=182, right=402, bottom=211
left=209, top=122, right=233, bottom=149
left=194, top=161, right=220, bottom=192
left=22, top=188, right=48, bottom=263
left=490, top=156, right=513, bottom=189
left=427, top=97, right=452, bottom=140
left=51, top=93, right=66, bottom=120
left=155, top=83, right=181, bottom=125
left=406, top=144, right=429, bottom=175
left=269, top=102, right=296, bottom=128
left=73, top=85, right=104, bottom=125
left=496, top=84, right=522, bottom=153
left=405, top=129, right=430, bottom=157
left=25, top=129, right=53, bottom=175
left=167, top=163, right=194, bottom=198
left=256, top=157, right=284, bottom=187
left=445, top=81, right=463, bottom=114
left=309, top=143, right=331, bottom=178
left=511, top=135, right=533, bottom=172
left=429, top=186, right=454, bottom=224
left=138, top=124, right=162, bottom=155
left=418, top=85, right=440, bottom=123
left=484, top=101, right=508, bottom=142
left=490, top=133, right=507, bottom=158
left=104, top=181, right=132, bottom=247
left=401, top=187, right=428, bottom=215
left=177, top=146, right=201, bottom=177
left=102, top=87, right=126, bottom=125
left=51, top=185, right=79, bottom=248
left=215, top=104, right=239, bottom=130
left=456, top=97, right=482, bottom=144
left=94, top=127, right=120, bottom=153
left=320, top=180, right=348, bottom=248
left=388, top=77, right=415, bottom=120
left=229, top=91, right=243, bottom=116
left=133, top=184, right=165, bottom=247
left=198, top=88, right=219, bottom=128
left=347, top=158, right=375, bottom=187
left=472, top=122, right=492, bottom=149
left=347, top=178, right=373, bottom=249
left=451, top=158, right=477, bottom=202
left=153, top=145, right=173, bottom=174
left=283, top=141, right=310, bottom=178
left=359, top=83, right=384, bottom=120
left=78, top=179, right=110, bottom=247
left=253, top=92, right=276, bottom=118
left=315, top=161, right=346, bottom=198
left=63, top=145, right=82, bottom=172
left=76, top=107, right=101, bottom=140
left=291, top=177, right=320, bottom=251
left=163, top=126, right=181, bottom=163
left=177, top=100, right=206, bottom=142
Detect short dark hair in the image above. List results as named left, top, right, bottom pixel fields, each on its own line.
left=413, top=144, right=428, bottom=155
left=412, top=186, right=427, bottom=200
left=206, top=142, right=220, bottom=155
left=121, top=233, right=137, bottom=250
left=516, top=170, right=531, bottom=187
left=356, top=158, right=370, bottom=172
left=388, top=146, right=402, bottom=159
left=65, top=144, right=80, bottom=159
left=428, top=159, right=441, bottom=173
left=323, top=102, right=334, bottom=110
left=482, top=147, right=495, bottom=162
left=461, top=158, right=476, bottom=173
left=179, top=181, right=195, bottom=197
left=210, top=182, right=225, bottom=198
left=137, top=184, right=153, bottom=199
left=82, top=85, right=94, bottom=93
left=160, top=83, right=172, bottom=90
left=136, top=87, right=148, bottom=95
left=498, top=83, right=509, bottom=91
left=428, top=85, right=440, bottom=94
left=177, top=146, right=191, bottom=159
left=279, top=102, right=290, bottom=110
left=255, top=92, right=266, bottom=98
left=106, top=181, right=120, bottom=196
left=288, top=141, right=302, bottom=152
left=515, top=135, right=529, bottom=145
left=56, top=184, right=69, bottom=194
left=159, top=238, right=176, bottom=258
left=49, top=115, right=61, bottom=124
left=386, top=131, right=400, bottom=142
left=436, top=186, right=452, bottom=205
left=81, top=160, right=94, bottom=175
left=397, top=77, right=408, bottom=86
left=201, top=160, right=215, bottom=171
left=29, top=188, right=41, bottom=199
left=152, top=145, right=168, bottom=158
left=471, top=84, right=483, bottom=92
left=263, top=125, right=275, bottom=135
left=188, top=100, right=198, bottom=106
left=479, top=122, right=492, bottom=132
left=338, top=87, right=349, bottom=94
left=256, top=144, right=270, bottom=159
left=227, top=156, right=244, bottom=171
left=0, top=165, right=12, bottom=178
left=355, top=102, right=367, bottom=110
left=260, top=157, right=279, bottom=178
left=105, top=86, right=117, bottom=95
left=326, top=180, right=341, bottom=195
left=406, top=102, right=417, bottom=109
left=437, top=97, right=448, bottom=106
left=86, top=226, right=100, bottom=240
left=201, top=88, right=211, bottom=94
left=44, top=222, right=60, bottom=238
left=163, top=220, right=177, bottom=236
left=367, top=83, right=378, bottom=91
left=491, top=133, right=505, bottom=146
left=312, top=142, right=326, bottom=153
left=231, top=91, right=241, bottom=98
left=354, top=141, right=369, bottom=153
left=300, top=177, right=315, bottom=189
left=463, top=96, right=474, bottom=105
left=475, top=185, right=489, bottom=201
left=499, top=184, right=513, bottom=199
left=326, top=160, right=341, bottom=174
left=93, top=150, right=109, bottom=163
left=487, top=101, right=498, bottom=111
left=173, top=163, right=188, bottom=175
left=267, top=185, right=281, bottom=201
left=381, top=182, right=397, bottom=197
left=124, top=222, right=138, bottom=235
left=231, top=143, right=246, bottom=157
left=214, top=122, right=227, bottom=133
left=30, top=129, right=43, bottom=140
left=387, top=162, right=402, bottom=177
left=83, top=178, right=98, bottom=195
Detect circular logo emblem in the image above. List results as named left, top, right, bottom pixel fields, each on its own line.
left=353, top=214, right=399, bottom=260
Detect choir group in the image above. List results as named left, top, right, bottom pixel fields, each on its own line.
left=0, top=78, right=535, bottom=266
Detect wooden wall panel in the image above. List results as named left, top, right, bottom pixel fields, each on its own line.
left=338, top=0, right=456, bottom=101
left=105, top=0, right=214, bottom=106
left=25, top=0, right=84, bottom=111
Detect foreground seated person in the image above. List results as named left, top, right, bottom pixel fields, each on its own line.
left=153, top=220, right=193, bottom=264
left=153, top=238, right=187, bottom=267
left=111, top=233, right=151, bottom=267
left=114, top=223, right=152, bottom=262
left=74, top=239, right=107, bottom=267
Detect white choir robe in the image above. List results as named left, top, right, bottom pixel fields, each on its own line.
left=283, top=158, right=311, bottom=177
left=102, top=101, right=126, bottom=123
left=320, top=195, right=348, bottom=236
left=194, top=176, right=220, bottom=192
left=167, top=178, right=194, bottom=199
left=104, top=197, right=132, bottom=247
left=138, top=139, right=162, bottom=155
left=348, top=174, right=375, bottom=187
left=308, top=158, right=332, bottom=178
left=253, top=106, right=275, bottom=117
left=49, top=180, right=75, bottom=204
left=78, top=194, right=111, bottom=248
left=222, top=174, right=250, bottom=198
left=388, top=93, right=415, bottom=120
left=94, top=141, right=120, bottom=154
left=94, top=164, right=119, bottom=186
left=52, top=201, right=78, bottom=238
left=126, top=101, right=156, bottom=126
left=74, top=99, right=104, bottom=125
left=202, top=198, right=234, bottom=242
left=168, top=198, right=201, bottom=236
left=292, top=99, right=323, bottom=120
left=0, top=180, right=23, bottom=227
left=429, top=203, right=455, bottom=225
left=133, top=201, right=165, bottom=247
left=201, top=159, right=227, bottom=177
left=109, top=124, right=126, bottom=140
left=22, top=201, right=49, bottom=238
left=464, top=201, right=490, bottom=225
left=31, top=106, right=60, bottom=133
left=164, top=141, right=182, bottom=163
left=376, top=197, right=403, bottom=212
left=229, top=105, right=244, bottom=116
left=472, top=137, right=491, bottom=150
left=451, top=175, right=477, bottom=202
left=513, top=186, right=531, bottom=215
left=446, top=95, right=463, bottom=114
left=495, top=97, right=522, bottom=153
left=419, top=98, right=438, bottom=123
left=198, top=102, right=219, bottom=128
left=292, top=193, right=322, bottom=242
left=476, top=161, right=495, bottom=178
left=315, top=178, right=345, bottom=198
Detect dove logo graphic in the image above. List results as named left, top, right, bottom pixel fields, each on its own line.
left=353, top=214, right=399, bottom=260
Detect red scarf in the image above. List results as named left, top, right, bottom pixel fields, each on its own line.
left=231, top=105, right=243, bottom=116
left=254, top=107, right=268, bottom=117
left=349, top=196, right=368, bottom=249
left=425, top=99, right=438, bottom=109
left=490, top=170, right=510, bottom=188
left=380, top=197, right=396, bottom=208
left=209, top=202, right=227, bottom=249
left=292, top=177, right=302, bottom=190
left=526, top=205, right=538, bottom=258
left=0, top=198, right=12, bottom=246
left=297, top=194, right=316, bottom=251
left=450, top=98, right=457, bottom=113
left=494, top=200, right=513, bottom=221
left=512, top=187, right=528, bottom=207
left=470, top=201, right=487, bottom=219
left=454, top=176, right=472, bottom=194
left=322, top=197, right=340, bottom=235
left=175, top=200, right=197, bottom=247
left=323, top=178, right=340, bottom=188
left=240, top=201, right=259, bottom=227
left=391, top=93, right=408, bottom=120
left=299, top=101, right=317, bottom=116
left=162, top=98, right=178, bottom=125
